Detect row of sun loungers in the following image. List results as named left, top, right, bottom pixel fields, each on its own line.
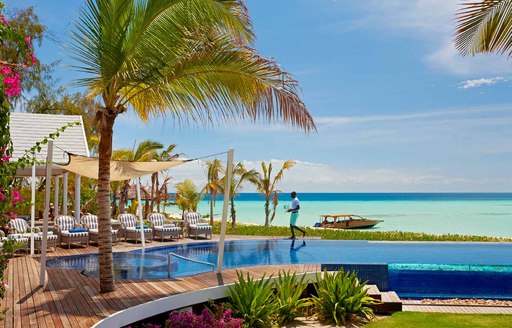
left=5, top=212, right=212, bottom=251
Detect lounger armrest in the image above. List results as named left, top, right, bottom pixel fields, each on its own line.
left=52, top=225, right=62, bottom=235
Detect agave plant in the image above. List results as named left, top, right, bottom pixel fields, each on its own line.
left=227, top=271, right=276, bottom=327
left=274, top=270, right=311, bottom=326
left=311, top=269, right=378, bottom=326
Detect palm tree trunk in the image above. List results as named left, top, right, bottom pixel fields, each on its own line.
left=111, top=192, right=117, bottom=217
left=264, top=196, right=270, bottom=226
left=150, top=173, right=155, bottom=213
left=209, top=193, right=214, bottom=226
left=97, top=111, right=115, bottom=293
left=230, top=196, right=236, bottom=228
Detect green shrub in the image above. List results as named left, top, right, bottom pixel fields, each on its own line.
left=311, top=269, right=378, bottom=326
left=227, top=271, right=276, bottom=328
left=274, top=270, right=311, bottom=326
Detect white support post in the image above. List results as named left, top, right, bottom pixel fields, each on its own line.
left=216, top=148, right=234, bottom=272
left=136, top=177, right=145, bottom=248
left=40, top=140, right=53, bottom=286
left=30, top=164, right=36, bottom=255
left=54, top=176, right=59, bottom=217
left=63, top=173, right=68, bottom=215
left=74, top=174, right=81, bottom=223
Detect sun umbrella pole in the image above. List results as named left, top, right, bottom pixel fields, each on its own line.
left=216, top=148, right=234, bottom=272
left=39, top=139, right=53, bottom=286
left=136, top=177, right=145, bottom=248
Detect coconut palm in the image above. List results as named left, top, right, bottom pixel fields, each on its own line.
left=150, top=144, right=180, bottom=213
left=254, top=161, right=296, bottom=226
left=455, top=0, right=512, bottom=57
left=175, top=179, right=203, bottom=215
left=70, top=0, right=315, bottom=292
left=203, top=159, right=223, bottom=226
left=219, top=162, right=259, bottom=228
left=112, top=140, right=163, bottom=215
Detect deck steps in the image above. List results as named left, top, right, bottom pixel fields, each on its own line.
left=374, top=291, right=403, bottom=313
left=363, top=284, right=403, bottom=313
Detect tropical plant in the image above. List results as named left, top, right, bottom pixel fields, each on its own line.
left=274, top=270, right=311, bottom=326
left=175, top=179, right=202, bottom=215
left=69, top=0, right=315, bottom=292
left=203, top=159, right=223, bottom=226
left=220, top=162, right=259, bottom=228
left=150, top=144, right=180, bottom=213
left=254, top=160, right=295, bottom=226
left=311, top=269, right=378, bottom=326
left=227, top=271, right=276, bottom=328
left=111, top=140, right=163, bottom=215
left=454, top=0, right=512, bottom=58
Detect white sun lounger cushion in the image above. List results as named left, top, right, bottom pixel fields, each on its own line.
left=87, top=229, right=118, bottom=236
left=189, top=224, right=212, bottom=231
left=61, top=231, right=89, bottom=237
left=126, top=227, right=152, bottom=233
left=153, top=225, right=180, bottom=233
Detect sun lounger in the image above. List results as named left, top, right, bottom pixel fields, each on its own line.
left=184, top=212, right=212, bottom=239
left=9, top=218, right=57, bottom=252
left=146, top=213, right=182, bottom=241
left=53, top=215, right=89, bottom=249
left=117, top=213, right=153, bottom=244
left=80, top=214, right=119, bottom=245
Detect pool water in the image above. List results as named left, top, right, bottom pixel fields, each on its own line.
left=47, top=240, right=512, bottom=299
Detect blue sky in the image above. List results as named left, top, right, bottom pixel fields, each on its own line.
left=7, top=0, right=512, bottom=192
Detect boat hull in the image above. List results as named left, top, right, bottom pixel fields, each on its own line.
left=320, top=219, right=383, bottom=229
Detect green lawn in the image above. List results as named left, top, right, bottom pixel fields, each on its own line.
left=365, top=312, right=512, bottom=327
left=212, top=222, right=512, bottom=242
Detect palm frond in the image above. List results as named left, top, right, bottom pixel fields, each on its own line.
left=455, top=0, right=512, bottom=57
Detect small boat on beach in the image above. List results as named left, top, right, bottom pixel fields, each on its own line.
left=315, top=214, right=383, bottom=229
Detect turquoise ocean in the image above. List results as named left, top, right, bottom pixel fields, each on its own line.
left=164, top=193, right=512, bottom=238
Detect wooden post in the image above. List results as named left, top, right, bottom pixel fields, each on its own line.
left=40, top=140, right=53, bottom=286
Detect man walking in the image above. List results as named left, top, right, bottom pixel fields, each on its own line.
left=287, top=191, right=306, bottom=239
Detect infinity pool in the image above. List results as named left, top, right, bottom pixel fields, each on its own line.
left=47, top=240, right=512, bottom=299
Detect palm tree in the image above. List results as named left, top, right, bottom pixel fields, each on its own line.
left=112, top=140, right=163, bottom=215
left=203, top=159, right=223, bottom=226
left=219, top=162, right=259, bottom=228
left=454, top=0, right=512, bottom=57
left=254, top=160, right=296, bottom=226
left=150, top=144, right=179, bottom=213
left=175, top=179, right=202, bottom=215
left=70, top=0, right=315, bottom=292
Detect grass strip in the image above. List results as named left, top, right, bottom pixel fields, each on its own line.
left=365, top=312, right=512, bottom=327
left=212, top=222, right=512, bottom=242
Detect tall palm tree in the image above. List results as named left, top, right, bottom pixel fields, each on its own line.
left=112, top=140, right=163, bottom=214
left=175, top=179, right=202, bottom=215
left=150, top=144, right=179, bottom=213
left=454, top=0, right=512, bottom=57
left=70, top=0, right=315, bottom=292
left=219, top=162, right=259, bottom=228
left=254, top=160, right=295, bottom=226
left=203, top=159, right=223, bottom=226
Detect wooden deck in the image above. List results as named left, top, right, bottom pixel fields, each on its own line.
left=2, top=237, right=323, bottom=327
left=2, top=237, right=511, bottom=327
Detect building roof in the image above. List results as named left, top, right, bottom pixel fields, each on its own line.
left=10, top=112, right=89, bottom=164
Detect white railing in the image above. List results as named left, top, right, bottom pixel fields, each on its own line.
left=168, top=252, right=215, bottom=278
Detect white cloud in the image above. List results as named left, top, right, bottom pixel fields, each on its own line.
left=315, top=105, right=512, bottom=126
left=341, top=1, right=512, bottom=76
left=155, top=158, right=512, bottom=192
left=458, top=77, right=506, bottom=89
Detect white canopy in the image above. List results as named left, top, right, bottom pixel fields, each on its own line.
left=56, top=153, right=191, bottom=181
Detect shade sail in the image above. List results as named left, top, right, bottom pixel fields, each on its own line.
left=56, top=154, right=191, bottom=181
